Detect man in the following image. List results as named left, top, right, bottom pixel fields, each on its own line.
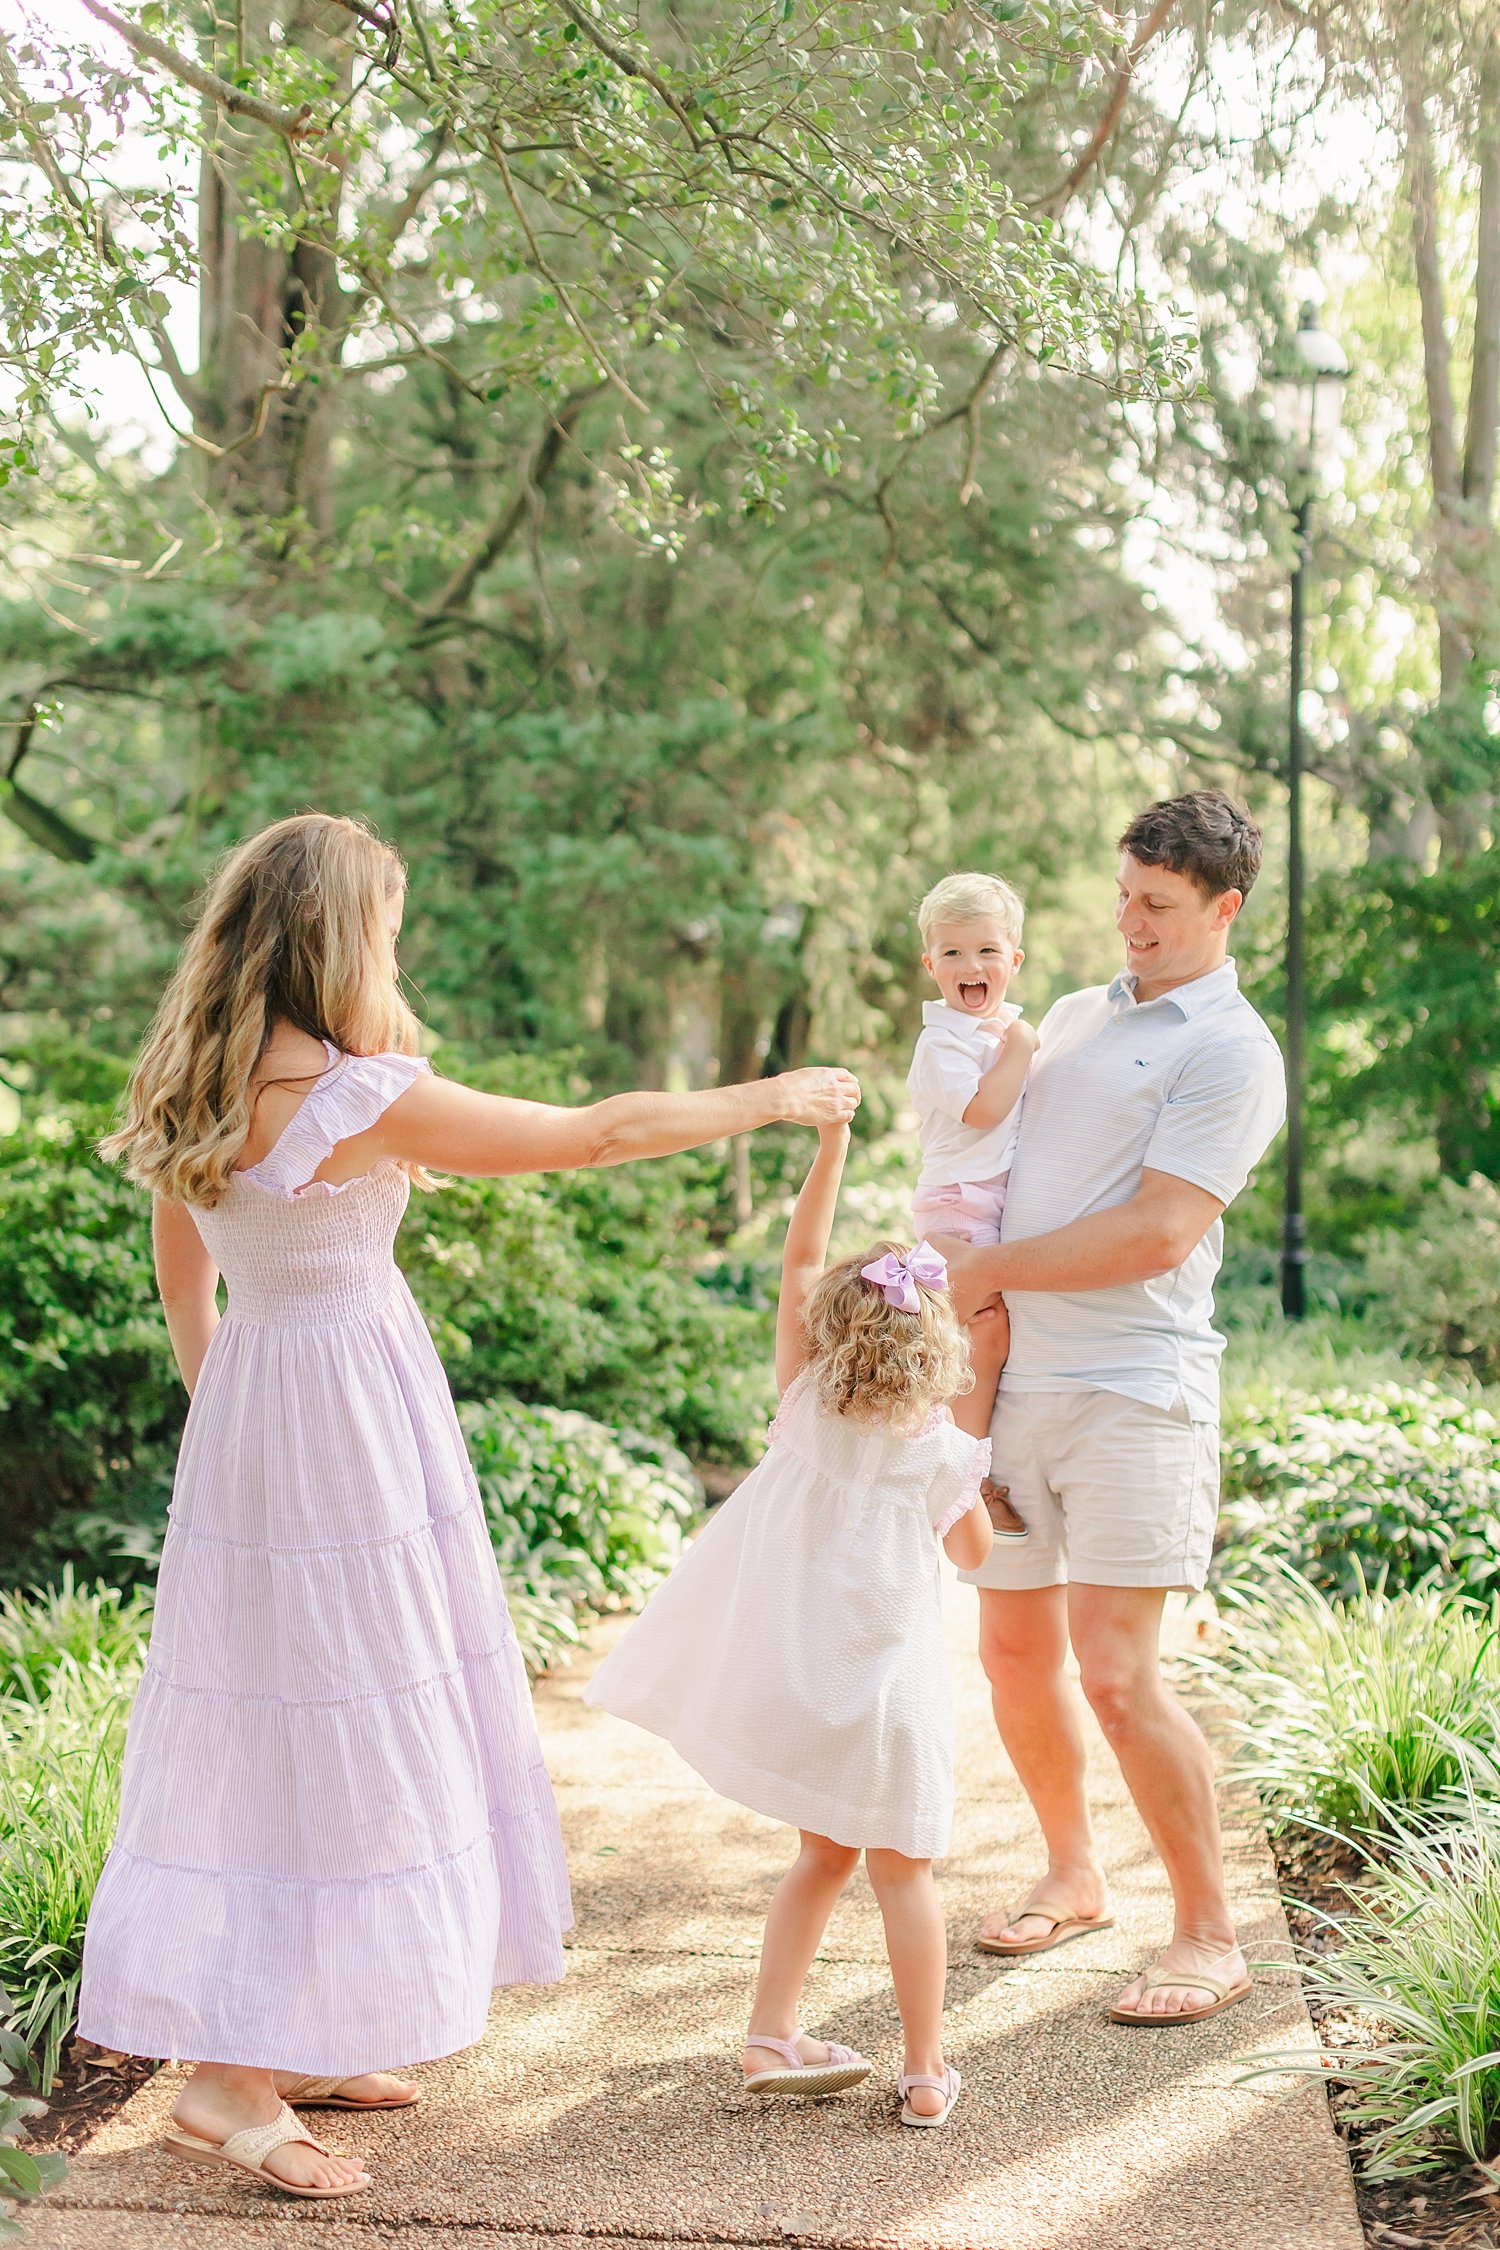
left=944, top=789, right=1286, bottom=2025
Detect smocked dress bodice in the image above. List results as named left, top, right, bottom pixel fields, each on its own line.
left=191, top=1045, right=426, bottom=1326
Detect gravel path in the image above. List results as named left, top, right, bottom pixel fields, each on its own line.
left=34, top=1572, right=1362, bottom=2249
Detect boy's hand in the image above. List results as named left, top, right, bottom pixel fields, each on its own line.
left=817, top=1118, right=853, bottom=1149
left=999, top=1017, right=1039, bottom=1059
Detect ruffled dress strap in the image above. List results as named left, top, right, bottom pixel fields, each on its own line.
left=242, top=1045, right=431, bottom=1199
left=928, top=1426, right=992, bottom=1540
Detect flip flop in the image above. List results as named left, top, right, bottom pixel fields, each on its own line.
left=280, top=2073, right=420, bottom=2111
left=1107, top=1959, right=1253, bottom=2026
left=975, top=1902, right=1116, bottom=1957
left=743, top=2028, right=871, bottom=2097
left=163, top=2100, right=371, bottom=2200
left=900, top=2065, right=961, bottom=2128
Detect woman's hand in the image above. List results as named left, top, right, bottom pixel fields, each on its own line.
left=772, top=1066, right=861, bottom=1129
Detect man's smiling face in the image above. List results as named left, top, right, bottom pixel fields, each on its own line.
left=922, top=915, right=1023, bottom=1020
left=1115, top=853, right=1240, bottom=1000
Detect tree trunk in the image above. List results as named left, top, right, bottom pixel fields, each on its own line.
left=716, top=951, right=768, bottom=1089
left=196, top=1, right=352, bottom=535
left=1463, top=43, right=1500, bottom=523
left=1403, top=63, right=1469, bottom=700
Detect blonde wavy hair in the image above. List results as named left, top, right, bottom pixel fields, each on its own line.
left=801, top=1241, right=972, bottom=1427
left=101, top=813, right=420, bottom=1207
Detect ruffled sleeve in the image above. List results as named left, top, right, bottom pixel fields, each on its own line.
left=927, top=1428, right=992, bottom=1540
left=243, top=1048, right=431, bottom=1198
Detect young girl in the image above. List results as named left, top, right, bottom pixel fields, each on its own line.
left=77, top=812, right=858, bottom=2201
left=586, top=1123, right=994, bottom=2128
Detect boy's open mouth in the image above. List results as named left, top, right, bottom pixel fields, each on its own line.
left=957, top=978, right=990, bottom=1008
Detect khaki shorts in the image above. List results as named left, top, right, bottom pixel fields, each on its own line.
left=959, top=1387, right=1221, bottom=1593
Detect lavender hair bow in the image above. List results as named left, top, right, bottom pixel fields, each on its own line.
left=860, top=1241, right=949, bottom=1314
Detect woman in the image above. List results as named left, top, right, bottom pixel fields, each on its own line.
left=78, top=812, right=858, bottom=2199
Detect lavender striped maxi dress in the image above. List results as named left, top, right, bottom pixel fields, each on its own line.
left=78, top=1046, right=572, bottom=2075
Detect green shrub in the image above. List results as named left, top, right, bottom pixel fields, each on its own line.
left=0, top=1050, right=775, bottom=1578
left=1365, top=1175, right=1500, bottom=1383
left=0, top=1110, right=183, bottom=1587
left=461, top=1395, right=700, bottom=1672
left=401, top=1152, right=772, bottom=1463
left=1215, top=1381, right=1500, bottom=1599
left=1263, top=1769, right=1500, bottom=2179
left=1208, top=1570, right=1500, bottom=1834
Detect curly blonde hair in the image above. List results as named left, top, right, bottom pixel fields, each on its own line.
left=101, top=813, right=420, bottom=1208
left=802, top=1241, right=972, bottom=1427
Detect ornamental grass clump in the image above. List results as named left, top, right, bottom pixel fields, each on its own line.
left=1209, top=1567, right=1500, bottom=1834
left=1267, top=1767, right=1500, bottom=2180
left=0, top=1569, right=152, bottom=1698
left=0, top=1582, right=143, bottom=2095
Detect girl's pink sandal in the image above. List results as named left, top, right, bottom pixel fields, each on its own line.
left=743, top=2030, right=871, bottom=2097
left=899, top=2065, right=961, bottom=2128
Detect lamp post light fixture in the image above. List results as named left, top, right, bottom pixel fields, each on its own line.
left=1269, top=300, right=1350, bottom=1319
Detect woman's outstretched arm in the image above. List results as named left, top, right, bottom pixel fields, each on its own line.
left=774, top=1122, right=850, bottom=1391
left=367, top=1064, right=861, bottom=1180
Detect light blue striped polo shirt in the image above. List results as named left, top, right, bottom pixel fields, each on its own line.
left=999, top=960, right=1286, bottom=1421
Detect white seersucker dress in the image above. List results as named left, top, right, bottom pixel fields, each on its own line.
left=585, top=1370, right=990, bottom=1859
left=77, top=1046, right=572, bottom=2076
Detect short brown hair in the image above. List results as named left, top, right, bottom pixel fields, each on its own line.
left=1118, top=790, right=1262, bottom=899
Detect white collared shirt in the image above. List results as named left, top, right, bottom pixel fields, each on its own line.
left=907, top=998, right=1026, bottom=1191
left=1000, top=960, right=1286, bottom=1420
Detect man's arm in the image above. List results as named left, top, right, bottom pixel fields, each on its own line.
left=944, top=1169, right=1225, bottom=1316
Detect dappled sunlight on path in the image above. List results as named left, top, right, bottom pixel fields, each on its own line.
left=39, top=1575, right=1362, bottom=2250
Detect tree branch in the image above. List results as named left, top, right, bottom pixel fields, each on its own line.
left=415, top=388, right=600, bottom=623
left=1031, top=0, right=1177, bottom=213
left=552, top=0, right=704, bottom=148
left=78, top=0, right=318, bottom=140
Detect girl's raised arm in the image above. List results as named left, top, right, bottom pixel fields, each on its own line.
left=774, top=1122, right=851, bottom=1393
left=366, top=1064, right=860, bottom=1180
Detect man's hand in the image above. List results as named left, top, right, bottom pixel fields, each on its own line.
left=929, top=1233, right=1006, bottom=1323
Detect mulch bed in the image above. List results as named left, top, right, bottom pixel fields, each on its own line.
left=1273, top=1829, right=1500, bottom=2250
left=24, top=2042, right=159, bottom=2158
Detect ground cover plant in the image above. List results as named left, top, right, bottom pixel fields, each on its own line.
left=463, top=1395, right=701, bottom=1673
left=1215, top=1381, right=1500, bottom=1600
left=0, top=2007, right=66, bottom=2240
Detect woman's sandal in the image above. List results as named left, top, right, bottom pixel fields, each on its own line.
left=163, top=2100, right=371, bottom=2200
left=899, top=2065, right=961, bottom=2129
left=743, top=2029, right=871, bottom=2097
left=280, top=2072, right=419, bottom=2111
left=975, top=1902, right=1115, bottom=1957
left=1107, top=1956, right=1252, bottom=2026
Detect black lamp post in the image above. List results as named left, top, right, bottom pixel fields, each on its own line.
left=1270, top=301, right=1349, bottom=1319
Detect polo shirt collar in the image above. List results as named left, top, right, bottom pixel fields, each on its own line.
left=1106, top=959, right=1239, bottom=1020
left=921, top=998, right=1022, bottom=1034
